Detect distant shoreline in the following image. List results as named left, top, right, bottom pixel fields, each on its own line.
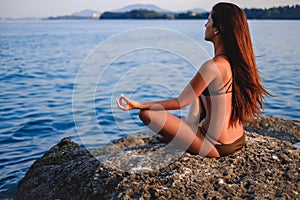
left=2, top=4, right=299, bottom=21
left=1, top=18, right=299, bottom=21
left=98, top=6, right=300, bottom=20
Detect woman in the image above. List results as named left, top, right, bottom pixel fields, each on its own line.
left=116, top=2, right=269, bottom=157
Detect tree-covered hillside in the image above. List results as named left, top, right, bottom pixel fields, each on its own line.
left=100, top=5, right=300, bottom=20
left=100, top=9, right=173, bottom=19
left=244, top=5, right=300, bottom=19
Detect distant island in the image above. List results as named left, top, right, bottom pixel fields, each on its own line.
left=244, top=5, right=300, bottom=19
left=99, top=9, right=209, bottom=20
left=47, top=4, right=300, bottom=20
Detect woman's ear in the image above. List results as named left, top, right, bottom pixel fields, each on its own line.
left=214, top=28, right=219, bottom=35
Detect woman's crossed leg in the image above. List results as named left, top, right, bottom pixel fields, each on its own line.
left=139, top=109, right=220, bottom=158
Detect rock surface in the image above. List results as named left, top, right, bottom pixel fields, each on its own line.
left=15, top=116, right=300, bottom=200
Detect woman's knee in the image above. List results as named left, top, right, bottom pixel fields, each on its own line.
left=139, top=110, right=151, bottom=124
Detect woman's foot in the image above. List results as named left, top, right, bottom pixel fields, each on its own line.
left=153, top=134, right=172, bottom=143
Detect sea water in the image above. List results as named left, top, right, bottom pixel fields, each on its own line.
left=0, top=19, right=299, bottom=198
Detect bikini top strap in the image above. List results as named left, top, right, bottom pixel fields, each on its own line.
left=201, top=78, right=233, bottom=96
left=216, top=77, right=233, bottom=94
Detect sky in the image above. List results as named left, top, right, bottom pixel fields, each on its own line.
left=0, top=0, right=299, bottom=18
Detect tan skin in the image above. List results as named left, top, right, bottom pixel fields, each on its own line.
left=116, top=13, right=244, bottom=158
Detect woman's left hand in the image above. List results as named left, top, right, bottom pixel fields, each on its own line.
left=116, top=94, right=140, bottom=111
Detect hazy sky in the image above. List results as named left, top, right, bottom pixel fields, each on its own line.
left=1, top=0, right=299, bottom=18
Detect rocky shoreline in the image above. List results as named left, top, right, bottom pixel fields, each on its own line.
left=15, top=116, right=300, bottom=199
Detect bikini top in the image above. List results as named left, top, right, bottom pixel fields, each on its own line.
left=202, top=77, right=233, bottom=96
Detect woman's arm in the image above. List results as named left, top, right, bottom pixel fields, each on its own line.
left=116, top=95, right=180, bottom=111
left=184, top=96, right=206, bottom=125
left=116, top=60, right=217, bottom=111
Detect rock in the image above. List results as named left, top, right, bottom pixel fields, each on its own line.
left=15, top=116, right=300, bottom=199
left=244, top=116, right=300, bottom=143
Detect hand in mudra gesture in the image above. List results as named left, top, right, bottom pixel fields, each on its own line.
left=116, top=94, right=140, bottom=111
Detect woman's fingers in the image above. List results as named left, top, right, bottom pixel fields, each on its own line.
left=121, top=94, right=129, bottom=102
left=120, top=95, right=130, bottom=106
left=120, top=95, right=129, bottom=106
left=116, top=94, right=140, bottom=111
left=116, top=98, right=124, bottom=110
left=116, top=95, right=130, bottom=111
left=116, top=97, right=126, bottom=110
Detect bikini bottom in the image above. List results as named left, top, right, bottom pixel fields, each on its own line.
left=199, top=124, right=246, bottom=157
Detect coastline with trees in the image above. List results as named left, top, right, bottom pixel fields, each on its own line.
left=100, top=5, right=299, bottom=20
left=47, top=5, right=300, bottom=20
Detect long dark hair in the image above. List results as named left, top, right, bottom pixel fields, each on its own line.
left=212, top=2, right=270, bottom=125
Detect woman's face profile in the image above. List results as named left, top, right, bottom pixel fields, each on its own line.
left=204, top=13, right=215, bottom=41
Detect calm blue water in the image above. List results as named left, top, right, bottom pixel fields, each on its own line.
left=0, top=20, right=299, bottom=198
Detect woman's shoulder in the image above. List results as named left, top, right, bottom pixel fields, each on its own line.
left=200, top=59, right=218, bottom=69
left=200, top=57, right=230, bottom=74
left=212, top=55, right=230, bottom=65
left=212, top=55, right=232, bottom=77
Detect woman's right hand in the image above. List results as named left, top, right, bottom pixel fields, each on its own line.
left=116, top=94, right=140, bottom=111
